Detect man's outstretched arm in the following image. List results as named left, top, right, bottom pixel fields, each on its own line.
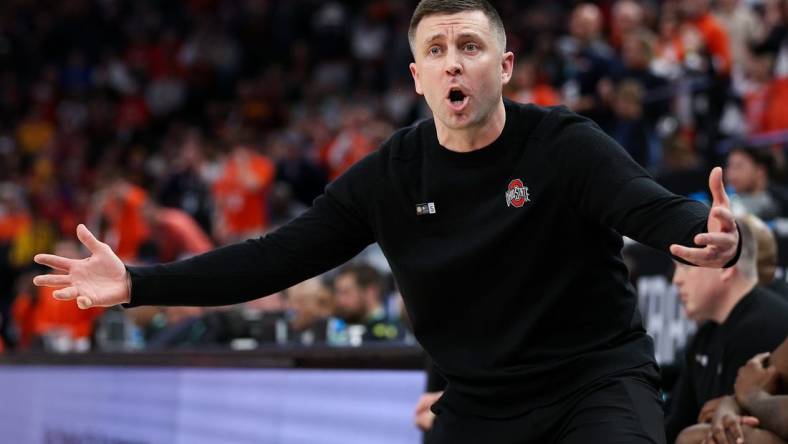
left=33, top=168, right=376, bottom=308
left=553, top=114, right=739, bottom=268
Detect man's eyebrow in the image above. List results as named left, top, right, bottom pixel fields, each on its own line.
left=422, top=30, right=486, bottom=46
left=422, top=32, right=446, bottom=46
left=456, top=31, right=484, bottom=41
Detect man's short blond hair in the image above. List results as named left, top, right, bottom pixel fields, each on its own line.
left=738, top=214, right=777, bottom=284
left=408, top=0, right=507, bottom=53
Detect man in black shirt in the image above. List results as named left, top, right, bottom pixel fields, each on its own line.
left=667, top=219, right=788, bottom=443
left=675, top=336, right=788, bottom=444
left=34, top=1, right=742, bottom=443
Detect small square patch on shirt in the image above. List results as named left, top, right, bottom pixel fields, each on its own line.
left=416, top=202, right=437, bottom=215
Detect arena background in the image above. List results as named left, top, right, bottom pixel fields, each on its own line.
left=1, top=0, right=788, bottom=442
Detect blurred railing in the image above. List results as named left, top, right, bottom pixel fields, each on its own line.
left=0, top=343, right=426, bottom=369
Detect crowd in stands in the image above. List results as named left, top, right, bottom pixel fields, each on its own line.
left=1, top=0, right=788, bottom=355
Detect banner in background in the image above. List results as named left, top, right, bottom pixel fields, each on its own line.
left=0, top=366, right=425, bottom=444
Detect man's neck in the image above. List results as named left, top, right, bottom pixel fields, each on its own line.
left=435, top=100, right=506, bottom=152
left=714, top=278, right=757, bottom=324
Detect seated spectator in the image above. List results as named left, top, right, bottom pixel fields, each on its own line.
left=676, top=335, right=788, bottom=443
left=144, top=306, right=206, bottom=349
left=333, top=263, right=403, bottom=342
left=666, top=217, right=788, bottom=442
left=0, top=183, right=31, bottom=349
left=726, top=146, right=788, bottom=219
left=12, top=240, right=104, bottom=351
left=286, top=277, right=334, bottom=345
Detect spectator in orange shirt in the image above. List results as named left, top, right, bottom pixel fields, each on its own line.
left=321, top=105, right=376, bottom=180
left=96, top=179, right=151, bottom=261
left=212, top=145, right=276, bottom=244
left=0, top=183, right=32, bottom=349
left=680, top=0, right=733, bottom=76
left=13, top=240, right=104, bottom=351
left=744, top=46, right=788, bottom=134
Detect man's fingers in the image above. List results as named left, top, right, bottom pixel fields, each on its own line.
left=710, top=206, right=736, bottom=233
left=752, top=352, right=770, bottom=366
left=33, top=254, right=76, bottom=272
left=76, top=224, right=105, bottom=255
left=33, top=274, right=71, bottom=288
left=712, top=423, right=730, bottom=444
left=709, top=167, right=730, bottom=208
left=723, top=416, right=743, bottom=444
left=76, top=296, right=94, bottom=309
left=670, top=244, right=718, bottom=264
left=694, top=232, right=736, bottom=248
left=414, top=399, right=431, bottom=414
left=52, top=286, right=79, bottom=300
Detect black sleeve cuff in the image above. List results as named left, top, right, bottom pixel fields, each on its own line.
left=722, top=223, right=743, bottom=269
left=120, top=265, right=142, bottom=309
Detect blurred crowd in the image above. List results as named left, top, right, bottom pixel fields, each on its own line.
left=1, top=0, right=788, bottom=352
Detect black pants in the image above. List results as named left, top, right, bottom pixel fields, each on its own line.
left=427, top=367, right=666, bottom=444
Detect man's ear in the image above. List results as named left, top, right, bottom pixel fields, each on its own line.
left=501, top=51, right=515, bottom=85
left=410, top=62, right=424, bottom=95
left=720, top=266, right=736, bottom=282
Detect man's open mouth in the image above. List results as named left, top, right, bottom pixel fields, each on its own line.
left=447, top=88, right=469, bottom=110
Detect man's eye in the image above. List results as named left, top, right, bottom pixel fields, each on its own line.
left=465, top=43, right=478, bottom=52
left=429, top=46, right=441, bottom=55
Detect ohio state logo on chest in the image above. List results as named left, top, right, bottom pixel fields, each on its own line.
left=506, top=179, right=531, bottom=208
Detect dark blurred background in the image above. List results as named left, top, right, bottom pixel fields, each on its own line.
left=1, top=0, right=787, bottom=357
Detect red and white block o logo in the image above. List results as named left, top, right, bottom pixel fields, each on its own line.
left=506, top=179, right=530, bottom=208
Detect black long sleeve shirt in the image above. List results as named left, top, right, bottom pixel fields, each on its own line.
left=665, top=287, right=788, bottom=443
left=127, top=101, right=717, bottom=417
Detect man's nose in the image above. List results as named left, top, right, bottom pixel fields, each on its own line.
left=672, top=268, right=682, bottom=285
left=445, top=48, right=463, bottom=75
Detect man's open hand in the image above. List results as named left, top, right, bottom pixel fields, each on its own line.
left=670, top=167, right=739, bottom=268
left=33, top=224, right=130, bottom=309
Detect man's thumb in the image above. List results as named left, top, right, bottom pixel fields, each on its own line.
left=709, top=167, right=729, bottom=206
left=76, top=296, right=93, bottom=309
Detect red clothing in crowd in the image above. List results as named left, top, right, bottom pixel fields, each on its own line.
left=691, top=14, right=732, bottom=74
left=322, top=130, right=375, bottom=180
left=153, top=207, right=213, bottom=262
left=510, top=85, right=561, bottom=107
left=0, top=213, right=30, bottom=241
left=213, top=150, right=276, bottom=238
left=744, top=78, right=788, bottom=134
left=103, top=184, right=151, bottom=260
left=13, top=287, right=104, bottom=348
